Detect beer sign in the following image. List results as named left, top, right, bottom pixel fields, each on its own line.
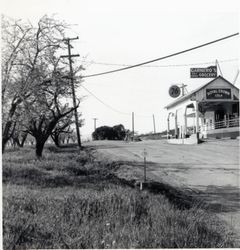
left=206, top=88, right=231, bottom=99
left=190, top=66, right=217, bottom=78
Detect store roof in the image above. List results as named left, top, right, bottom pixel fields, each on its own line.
left=165, top=75, right=239, bottom=109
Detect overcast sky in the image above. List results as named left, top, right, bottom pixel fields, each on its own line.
left=2, top=0, right=240, bottom=140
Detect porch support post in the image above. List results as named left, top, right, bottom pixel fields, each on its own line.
left=175, top=110, right=178, bottom=138
left=195, top=101, right=199, bottom=139
left=184, top=107, right=187, bottom=138
left=167, top=113, right=170, bottom=139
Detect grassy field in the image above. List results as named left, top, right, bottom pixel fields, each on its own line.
left=2, top=145, right=238, bottom=249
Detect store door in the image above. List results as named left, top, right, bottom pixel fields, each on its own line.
left=215, top=109, right=225, bottom=122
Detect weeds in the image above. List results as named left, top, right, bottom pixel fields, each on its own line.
left=2, top=145, right=238, bottom=249
left=3, top=185, right=236, bottom=249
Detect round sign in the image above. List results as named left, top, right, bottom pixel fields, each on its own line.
left=169, top=85, right=181, bottom=98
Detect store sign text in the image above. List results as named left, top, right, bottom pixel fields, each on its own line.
left=190, top=66, right=217, bottom=78
left=206, top=88, right=231, bottom=99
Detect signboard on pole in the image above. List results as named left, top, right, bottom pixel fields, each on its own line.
left=169, top=85, right=181, bottom=98
left=206, top=88, right=231, bottom=99
left=190, top=66, right=217, bottom=78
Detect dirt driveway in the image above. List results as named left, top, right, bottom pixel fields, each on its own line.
left=85, top=139, right=240, bottom=231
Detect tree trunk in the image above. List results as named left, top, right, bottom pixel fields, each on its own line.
left=13, top=137, right=21, bottom=147
left=2, top=121, right=14, bottom=153
left=20, top=133, right=28, bottom=147
left=2, top=136, right=9, bottom=153
left=2, top=99, right=21, bottom=153
left=55, top=137, right=60, bottom=147
left=51, top=134, right=60, bottom=147
left=35, top=139, right=45, bottom=158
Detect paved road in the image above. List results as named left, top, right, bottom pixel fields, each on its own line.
left=85, top=139, right=240, bottom=231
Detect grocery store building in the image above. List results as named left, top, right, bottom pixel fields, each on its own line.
left=165, top=76, right=239, bottom=144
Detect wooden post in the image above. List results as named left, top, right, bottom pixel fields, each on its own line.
left=143, top=148, right=147, bottom=182
left=175, top=111, right=178, bottom=138
left=184, top=107, right=187, bottom=138
left=93, top=118, right=98, bottom=131
left=152, top=114, right=156, bottom=134
left=195, top=101, right=199, bottom=139
left=61, top=37, right=82, bottom=149
left=132, top=112, right=134, bottom=141
left=167, top=117, right=170, bottom=139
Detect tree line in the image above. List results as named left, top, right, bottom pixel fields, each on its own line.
left=2, top=15, right=83, bottom=157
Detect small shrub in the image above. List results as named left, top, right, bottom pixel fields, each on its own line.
left=66, top=166, right=88, bottom=176
left=46, top=145, right=59, bottom=153
left=76, top=150, right=92, bottom=165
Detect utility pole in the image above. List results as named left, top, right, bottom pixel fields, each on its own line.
left=132, top=112, right=135, bottom=141
left=233, top=69, right=239, bottom=85
left=61, top=37, right=82, bottom=148
left=180, top=84, right=188, bottom=96
left=215, top=59, right=223, bottom=77
left=152, top=114, right=156, bottom=134
left=93, top=118, right=98, bottom=131
left=143, top=148, right=147, bottom=182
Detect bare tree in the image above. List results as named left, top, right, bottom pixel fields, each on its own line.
left=51, top=114, right=74, bottom=147
left=10, top=121, right=28, bottom=148
left=22, top=65, right=82, bottom=157
left=1, top=15, right=69, bottom=152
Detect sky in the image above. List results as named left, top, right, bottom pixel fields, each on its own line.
left=2, top=0, right=240, bottom=140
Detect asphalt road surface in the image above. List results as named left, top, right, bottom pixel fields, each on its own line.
left=85, top=139, right=240, bottom=232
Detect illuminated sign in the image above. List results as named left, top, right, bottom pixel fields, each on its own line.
left=206, top=88, right=231, bottom=99
left=190, top=66, right=217, bottom=78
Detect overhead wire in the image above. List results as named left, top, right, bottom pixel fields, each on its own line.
left=81, top=84, right=131, bottom=116
left=84, top=58, right=238, bottom=68
left=80, top=33, right=239, bottom=119
left=82, top=33, right=239, bottom=78
left=81, top=84, right=153, bottom=117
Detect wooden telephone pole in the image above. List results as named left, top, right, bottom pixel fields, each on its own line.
left=61, top=37, right=82, bottom=148
left=93, top=118, right=98, bottom=131
left=180, top=84, right=188, bottom=96
left=215, top=59, right=223, bottom=77
left=132, top=112, right=135, bottom=141
left=152, top=114, right=156, bottom=134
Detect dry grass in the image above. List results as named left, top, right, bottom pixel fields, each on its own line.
left=2, top=145, right=238, bottom=249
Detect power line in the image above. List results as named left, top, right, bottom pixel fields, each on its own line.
left=85, top=58, right=238, bottom=68
left=81, top=84, right=153, bottom=117
left=81, top=84, right=131, bottom=115
left=82, top=33, right=239, bottom=78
